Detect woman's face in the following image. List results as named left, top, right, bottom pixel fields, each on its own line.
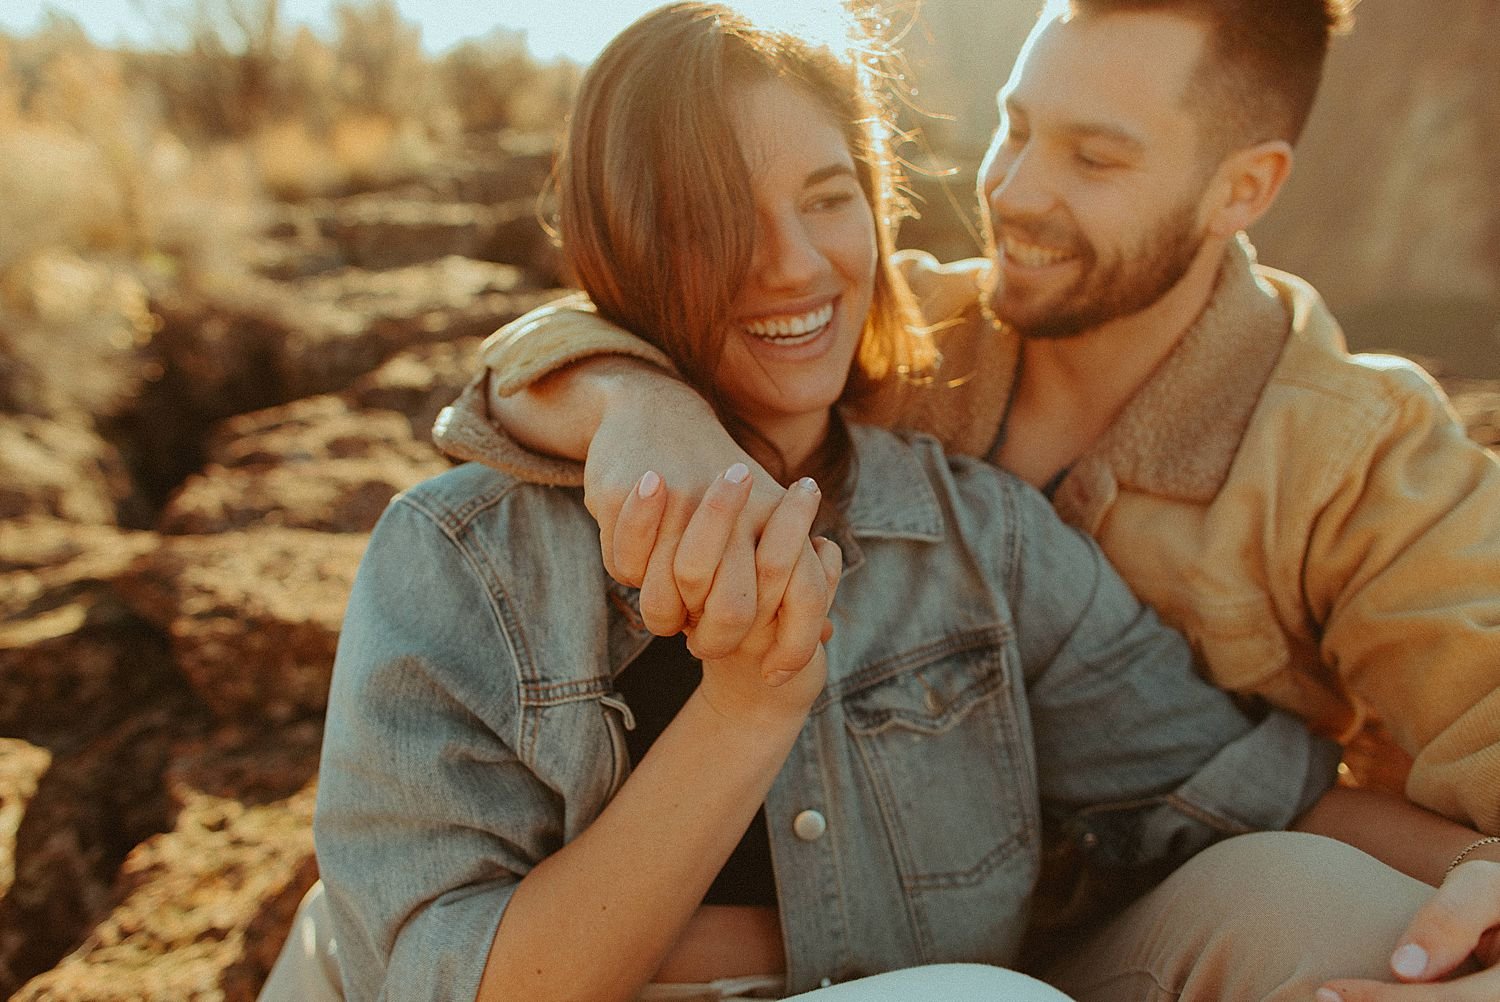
left=716, top=77, right=878, bottom=463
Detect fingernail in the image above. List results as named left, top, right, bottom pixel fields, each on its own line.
left=795, top=476, right=819, bottom=494
left=1391, top=942, right=1427, bottom=978
left=725, top=462, right=750, bottom=484
left=637, top=470, right=661, bottom=498
left=1315, top=989, right=1342, bottom=1002
left=764, top=669, right=796, bottom=687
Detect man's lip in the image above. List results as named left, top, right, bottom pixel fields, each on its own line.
left=1000, top=233, right=1076, bottom=269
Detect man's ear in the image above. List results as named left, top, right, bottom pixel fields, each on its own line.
left=1203, top=140, right=1294, bottom=237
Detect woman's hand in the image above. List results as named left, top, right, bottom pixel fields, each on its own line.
left=622, top=465, right=840, bottom=720
left=581, top=373, right=783, bottom=639
left=1317, top=859, right=1500, bottom=1001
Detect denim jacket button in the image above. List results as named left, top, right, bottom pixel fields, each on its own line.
left=793, top=809, right=828, bottom=841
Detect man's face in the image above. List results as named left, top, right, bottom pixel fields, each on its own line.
left=978, top=10, right=1219, bottom=339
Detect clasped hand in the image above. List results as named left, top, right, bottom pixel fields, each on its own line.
left=612, top=457, right=839, bottom=718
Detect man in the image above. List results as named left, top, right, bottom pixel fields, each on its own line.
left=432, top=1, right=1500, bottom=994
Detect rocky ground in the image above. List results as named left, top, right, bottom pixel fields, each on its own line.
left=0, top=139, right=1497, bottom=998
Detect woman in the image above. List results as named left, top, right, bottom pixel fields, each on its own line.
left=306, top=4, right=1456, bottom=1001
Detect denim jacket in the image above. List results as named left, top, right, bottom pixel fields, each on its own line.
left=314, top=424, right=1338, bottom=1002
left=456, top=238, right=1500, bottom=833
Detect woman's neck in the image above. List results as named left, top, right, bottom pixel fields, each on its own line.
left=745, top=409, right=832, bottom=485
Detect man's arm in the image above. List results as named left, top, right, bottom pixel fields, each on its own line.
left=459, top=301, right=786, bottom=637
left=1302, top=363, right=1500, bottom=835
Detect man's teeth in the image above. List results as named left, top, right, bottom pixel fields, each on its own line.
left=743, top=303, right=834, bottom=345
left=1003, top=236, right=1072, bottom=268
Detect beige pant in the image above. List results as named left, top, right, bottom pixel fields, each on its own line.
left=260, top=833, right=1430, bottom=1002
left=1039, top=831, right=1431, bottom=1001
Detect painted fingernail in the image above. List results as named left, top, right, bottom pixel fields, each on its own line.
left=725, top=462, right=750, bottom=484
left=1315, top=989, right=1342, bottom=1002
left=764, top=669, right=796, bottom=687
left=795, top=476, right=819, bottom=494
left=637, top=470, right=661, bottom=498
left=1391, top=942, right=1427, bottom=978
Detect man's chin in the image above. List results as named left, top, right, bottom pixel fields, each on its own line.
left=991, top=297, right=1090, bottom=341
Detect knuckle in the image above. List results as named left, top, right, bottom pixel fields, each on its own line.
left=638, top=591, right=685, bottom=635
left=756, top=556, right=796, bottom=587
left=707, top=597, right=757, bottom=636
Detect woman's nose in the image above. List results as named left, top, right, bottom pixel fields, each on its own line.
left=752, top=216, right=825, bottom=291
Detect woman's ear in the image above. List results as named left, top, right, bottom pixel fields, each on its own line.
left=1203, top=140, right=1294, bottom=238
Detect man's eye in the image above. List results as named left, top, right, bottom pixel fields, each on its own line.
left=1075, top=151, right=1115, bottom=169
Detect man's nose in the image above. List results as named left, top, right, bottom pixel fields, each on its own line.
left=982, top=142, right=1050, bottom=220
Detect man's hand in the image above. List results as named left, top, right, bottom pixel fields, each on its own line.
left=1317, top=859, right=1500, bottom=1001
left=586, top=373, right=781, bottom=642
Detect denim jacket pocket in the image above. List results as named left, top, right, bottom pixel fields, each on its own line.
left=841, top=631, right=1037, bottom=892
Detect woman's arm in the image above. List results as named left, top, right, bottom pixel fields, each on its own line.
left=478, top=473, right=840, bottom=1002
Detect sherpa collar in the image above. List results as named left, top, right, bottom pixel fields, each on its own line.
left=1050, top=236, right=1293, bottom=532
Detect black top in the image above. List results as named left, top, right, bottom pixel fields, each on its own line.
left=614, top=633, right=779, bottom=908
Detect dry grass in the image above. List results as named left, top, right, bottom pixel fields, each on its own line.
left=0, top=1, right=579, bottom=421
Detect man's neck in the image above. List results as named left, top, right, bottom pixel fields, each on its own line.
left=1000, top=240, right=1227, bottom=489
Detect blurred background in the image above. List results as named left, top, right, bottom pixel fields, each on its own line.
left=0, top=1, right=1494, bottom=998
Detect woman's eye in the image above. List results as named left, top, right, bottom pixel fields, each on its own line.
left=808, top=192, right=855, bottom=212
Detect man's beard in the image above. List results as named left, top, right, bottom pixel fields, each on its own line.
left=988, top=198, right=1204, bottom=341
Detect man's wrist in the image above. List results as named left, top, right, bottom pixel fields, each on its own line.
left=597, top=358, right=708, bottom=423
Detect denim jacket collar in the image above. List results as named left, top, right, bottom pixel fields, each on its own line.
left=816, top=424, right=945, bottom=579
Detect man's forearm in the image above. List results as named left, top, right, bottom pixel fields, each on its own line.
left=488, top=355, right=706, bottom=462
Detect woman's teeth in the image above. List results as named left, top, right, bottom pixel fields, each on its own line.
left=742, top=303, right=834, bottom=346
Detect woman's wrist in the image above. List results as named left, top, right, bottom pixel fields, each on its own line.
left=1447, top=835, right=1500, bottom=877
left=690, top=673, right=815, bottom=743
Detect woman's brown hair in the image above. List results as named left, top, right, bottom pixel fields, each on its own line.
left=553, top=1, right=935, bottom=481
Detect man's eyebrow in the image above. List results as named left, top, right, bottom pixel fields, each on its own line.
left=805, top=163, right=858, bottom=187
left=1004, top=96, right=1146, bottom=152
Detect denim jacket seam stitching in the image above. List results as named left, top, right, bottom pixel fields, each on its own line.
left=400, top=492, right=545, bottom=759
left=816, top=625, right=1010, bottom=710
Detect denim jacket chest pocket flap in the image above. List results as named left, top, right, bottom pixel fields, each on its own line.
left=837, top=628, right=1039, bottom=893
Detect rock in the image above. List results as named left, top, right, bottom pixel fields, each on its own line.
left=0, top=519, right=179, bottom=742
left=11, top=723, right=320, bottom=1002
left=346, top=336, right=484, bottom=439
left=0, top=741, right=51, bottom=899
left=326, top=197, right=500, bottom=271
left=0, top=417, right=135, bottom=524
left=400, top=134, right=555, bottom=206
left=160, top=397, right=448, bottom=535
left=0, top=704, right=206, bottom=996
left=272, top=257, right=559, bottom=401
left=115, top=529, right=367, bottom=723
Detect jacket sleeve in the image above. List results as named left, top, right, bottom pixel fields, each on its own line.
left=314, top=497, right=556, bottom=1002
left=999, top=473, right=1341, bottom=873
left=431, top=294, right=678, bottom=486
left=1302, top=360, right=1500, bottom=833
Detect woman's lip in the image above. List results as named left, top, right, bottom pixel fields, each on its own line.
left=738, top=299, right=840, bottom=357
left=736, top=295, right=838, bottom=326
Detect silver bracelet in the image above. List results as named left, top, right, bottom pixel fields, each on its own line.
left=1445, top=835, right=1500, bottom=877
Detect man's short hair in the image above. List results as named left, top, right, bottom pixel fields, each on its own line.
left=1063, top=0, right=1356, bottom=155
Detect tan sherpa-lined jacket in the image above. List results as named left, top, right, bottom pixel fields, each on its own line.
left=433, top=239, right=1500, bottom=834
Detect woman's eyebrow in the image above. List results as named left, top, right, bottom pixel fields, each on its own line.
left=805, top=163, right=857, bottom=188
